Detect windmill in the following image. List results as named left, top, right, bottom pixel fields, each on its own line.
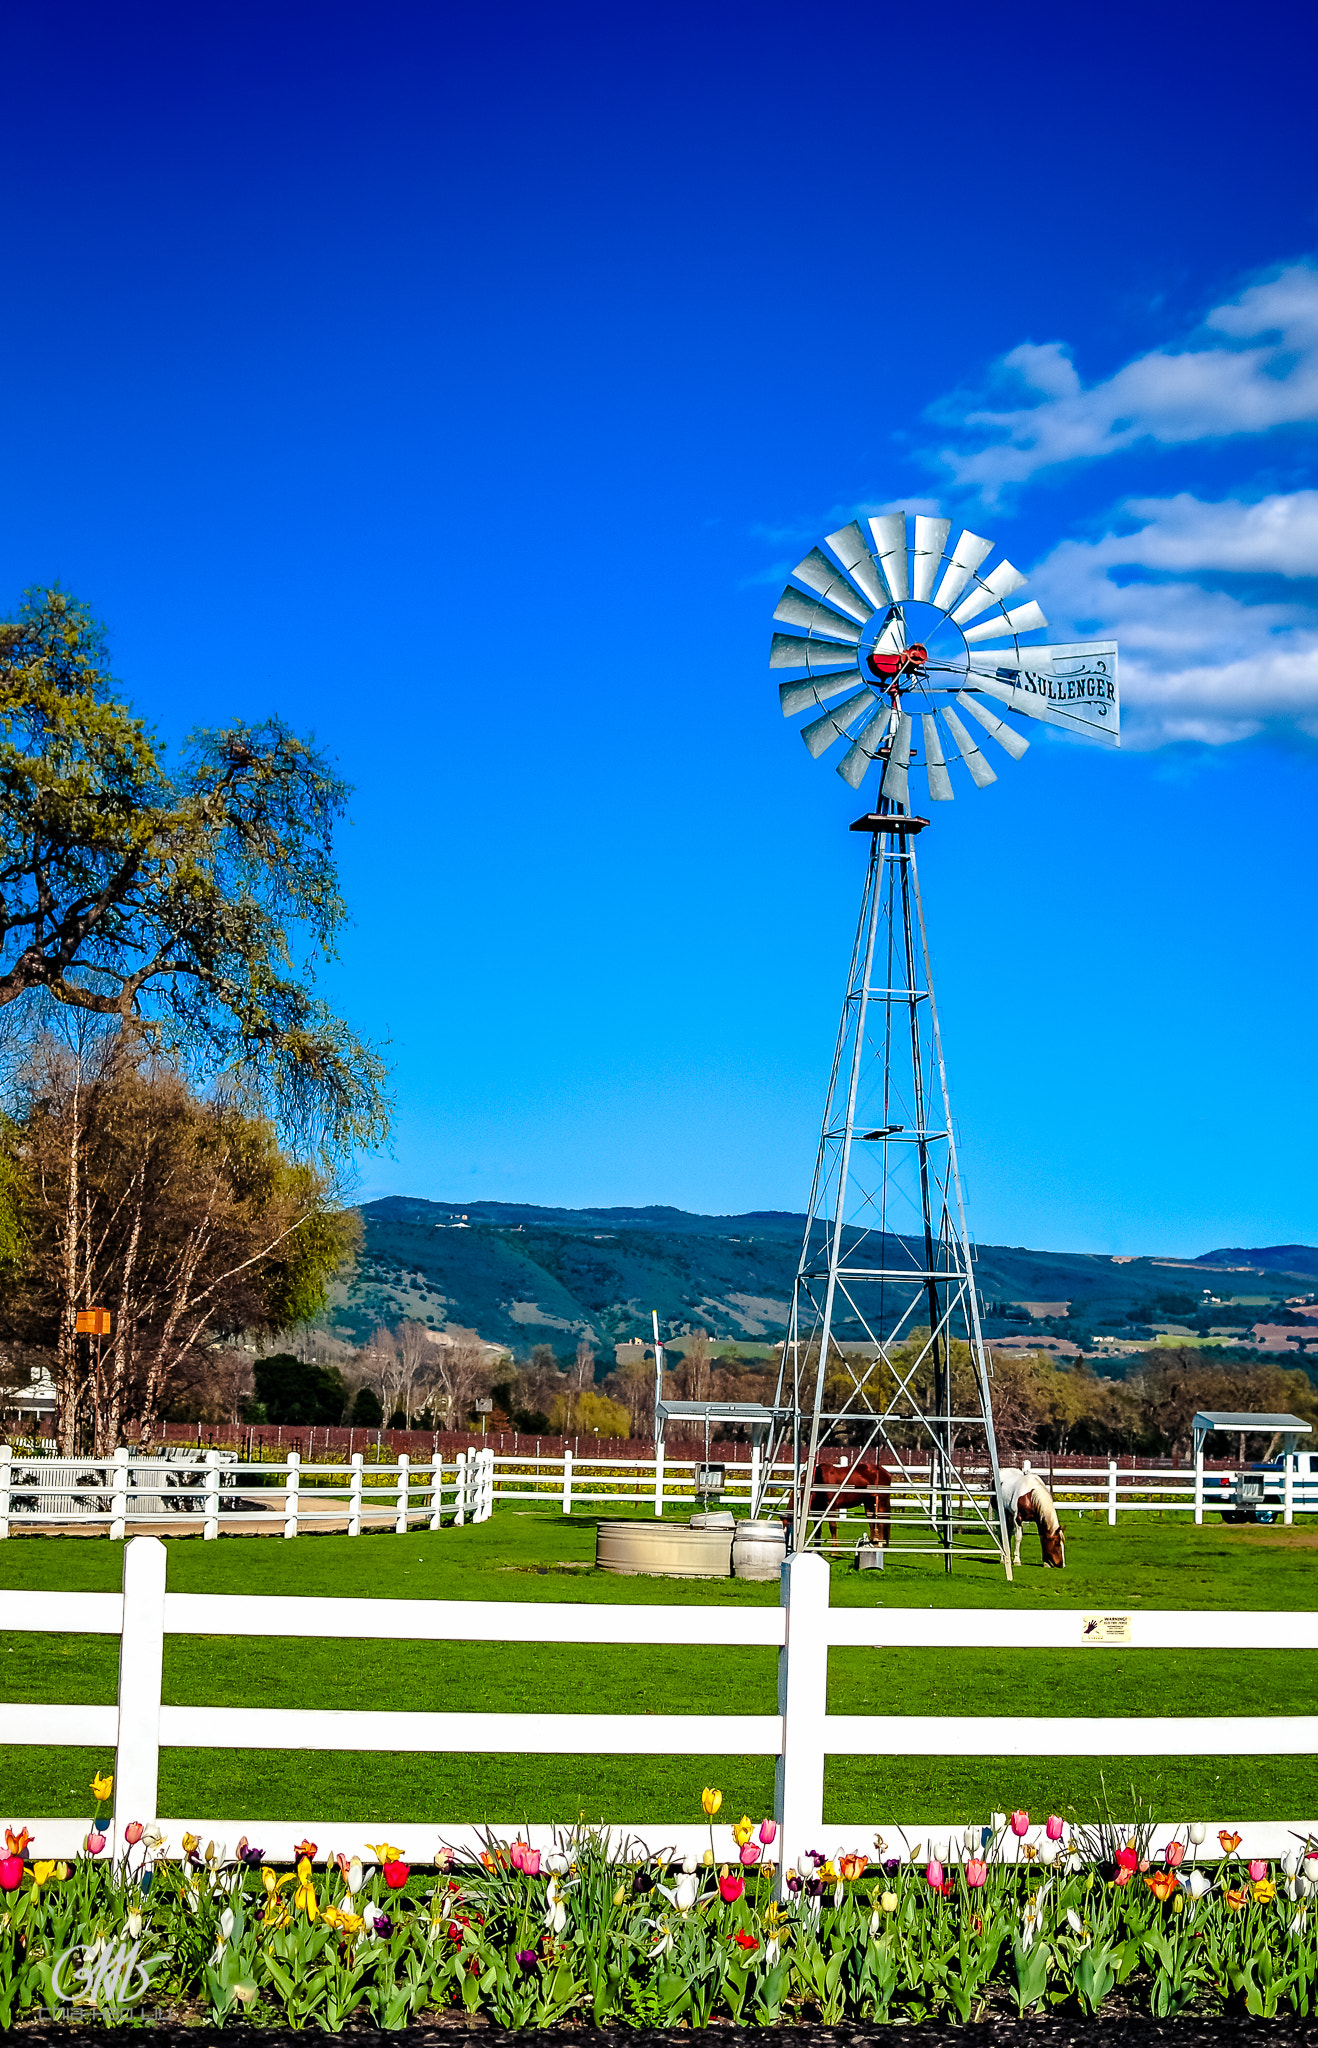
left=764, top=513, right=1118, bottom=1575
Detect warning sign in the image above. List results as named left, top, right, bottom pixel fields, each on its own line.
left=1082, top=1613, right=1132, bottom=1645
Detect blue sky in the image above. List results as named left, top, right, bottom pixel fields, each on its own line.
left=1, top=0, right=1315, bottom=1257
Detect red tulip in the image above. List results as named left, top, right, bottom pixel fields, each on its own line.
left=0, top=1857, right=22, bottom=1892
left=965, top=1857, right=988, bottom=1888
left=1163, top=1841, right=1185, bottom=1868
left=718, top=1874, right=745, bottom=1903
left=123, top=1823, right=144, bottom=1847
left=1116, top=1846, right=1139, bottom=1873
left=382, top=1860, right=410, bottom=1890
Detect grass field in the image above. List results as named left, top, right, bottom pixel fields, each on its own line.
left=2, top=1507, right=1315, bottom=1828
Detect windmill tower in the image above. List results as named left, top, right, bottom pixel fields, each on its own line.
left=764, top=513, right=1118, bottom=1573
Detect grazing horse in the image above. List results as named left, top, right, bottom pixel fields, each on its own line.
left=998, top=1466, right=1065, bottom=1568
left=812, top=1453, right=893, bottom=1546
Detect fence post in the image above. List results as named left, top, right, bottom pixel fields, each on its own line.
left=111, top=1535, right=166, bottom=1856
left=478, top=1448, right=490, bottom=1522
left=751, top=1441, right=762, bottom=1516
left=0, top=1443, right=10, bottom=1540
left=395, top=1453, right=410, bottom=1534
left=110, top=1447, right=129, bottom=1542
left=1194, top=1449, right=1204, bottom=1527
left=284, top=1452, right=300, bottom=1539
left=348, top=1452, right=363, bottom=1537
left=1284, top=1453, right=1295, bottom=1527
left=429, top=1453, right=444, bottom=1531
left=203, top=1449, right=221, bottom=1541
left=654, top=1442, right=665, bottom=1519
left=562, top=1448, right=573, bottom=1515
left=455, top=1451, right=466, bottom=1528
left=1107, top=1458, right=1118, bottom=1527
left=774, top=1548, right=830, bottom=1891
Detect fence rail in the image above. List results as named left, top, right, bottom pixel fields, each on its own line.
left=0, top=1442, right=1311, bottom=1535
left=1, top=1538, right=1316, bottom=1870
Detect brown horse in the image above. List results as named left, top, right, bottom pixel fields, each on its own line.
left=813, top=1452, right=893, bottom=1545
left=998, top=1466, right=1065, bottom=1568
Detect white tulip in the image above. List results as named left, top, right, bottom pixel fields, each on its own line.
left=869, top=1910, right=882, bottom=1937
left=1066, top=1908, right=1083, bottom=1934
left=765, top=1937, right=780, bottom=1964
left=962, top=1825, right=978, bottom=1853
left=126, top=1909, right=143, bottom=1940
left=346, top=1857, right=363, bottom=1895
left=680, top=1854, right=697, bottom=1875
left=675, top=1874, right=699, bottom=1911
left=219, top=1907, right=235, bottom=1942
left=1065, top=1852, right=1083, bottom=1874
left=1036, top=1841, right=1059, bottom=1867
left=1187, top=1823, right=1207, bottom=1845
left=544, top=1850, right=569, bottom=1875
left=1282, top=1853, right=1299, bottom=1877
left=544, top=1900, right=567, bottom=1936
left=1187, top=1871, right=1212, bottom=1898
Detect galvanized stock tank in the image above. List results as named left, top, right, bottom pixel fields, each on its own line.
left=595, top=1521, right=733, bottom=1578
left=731, top=1518, right=787, bottom=1581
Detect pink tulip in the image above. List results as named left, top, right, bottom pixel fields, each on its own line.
left=1045, top=1815, right=1064, bottom=1842
left=925, top=1860, right=945, bottom=1888
left=0, top=1858, right=23, bottom=1892
left=1164, top=1841, right=1185, bottom=1868
left=758, top=1819, right=777, bottom=1846
left=965, top=1857, right=988, bottom=1888
left=739, top=1842, right=762, bottom=1866
left=1248, top=1859, right=1266, bottom=1882
left=1009, top=1811, right=1029, bottom=1838
left=84, top=1829, right=107, bottom=1856
left=123, top=1823, right=144, bottom=1847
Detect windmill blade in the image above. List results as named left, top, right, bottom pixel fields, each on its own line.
left=911, top=516, right=951, bottom=603
left=790, top=547, right=875, bottom=627
left=771, top=631, right=864, bottom=672
left=964, top=640, right=1119, bottom=745
left=801, top=687, right=877, bottom=758
left=836, top=703, right=887, bottom=788
left=823, top=523, right=887, bottom=610
left=954, top=690, right=1029, bottom=761
left=951, top=558, right=1029, bottom=627
left=941, top=706, right=997, bottom=789
left=921, top=713, right=954, bottom=800
left=962, top=599, right=1049, bottom=645
left=779, top=670, right=862, bottom=717
left=879, top=710, right=913, bottom=806
left=931, top=529, right=994, bottom=613
left=773, top=586, right=863, bottom=645
left=871, top=605, right=907, bottom=657
left=867, top=513, right=908, bottom=601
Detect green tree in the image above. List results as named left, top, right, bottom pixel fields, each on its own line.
left=348, top=1385, right=384, bottom=1429
left=0, top=587, right=387, bottom=1157
left=253, top=1353, right=347, bottom=1426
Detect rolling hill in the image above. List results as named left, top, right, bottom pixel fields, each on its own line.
left=318, top=1196, right=1318, bottom=1364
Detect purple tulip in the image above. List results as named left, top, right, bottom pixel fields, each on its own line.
left=517, top=1949, right=537, bottom=1970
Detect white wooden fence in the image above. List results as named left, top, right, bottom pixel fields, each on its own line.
left=1, top=1442, right=1311, bottom=1535
left=0, top=1445, right=494, bottom=1537
left=3, top=1536, right=1316, bottom=1872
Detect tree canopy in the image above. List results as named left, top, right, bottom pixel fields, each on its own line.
left=0, top=586, right=387, bottom=1158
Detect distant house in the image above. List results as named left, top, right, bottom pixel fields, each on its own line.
left=614, top=1340, right=649, bottom=1368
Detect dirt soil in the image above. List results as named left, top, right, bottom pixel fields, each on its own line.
left=11, top=2015, right=1318, bottom=2045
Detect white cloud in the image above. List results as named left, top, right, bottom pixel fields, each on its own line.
left=1030, top=491, right=1318, bottom=747
left=935, top=264, right=1318, bottom=496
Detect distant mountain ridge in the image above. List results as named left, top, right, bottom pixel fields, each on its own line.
left=318, top=1196, right=1318, bottom=1358
left=1196, top=1245, right=1318, bottom=1275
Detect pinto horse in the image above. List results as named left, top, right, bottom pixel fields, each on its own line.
left=812, top=1452, right=893, bottom=1546
left=997, top=1466, right=1065, bottom=1568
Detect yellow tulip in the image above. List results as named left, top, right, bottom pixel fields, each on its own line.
left=323, top=1905, right=363, bottom=1935
left=181, top=1833, right=199, bottom=1857
left=90, top=1771, right=114, bottom=1803
left=31, top=1861, right=56, bottom=1887
left=613, top=1885, right=626, bottom=1905
left=294, top=1858, right=318, bottom=1919
left=367, top=1841, right=403, bottom=1863
left=732, top=1815, right=754, bottom=1847
left=880, top=1891, right=898, bottom=1913
left=701, top=1788, right=723, bottom=1817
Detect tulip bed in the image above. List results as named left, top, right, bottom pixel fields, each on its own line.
left=2, top=1800, right=1318, bottom=2030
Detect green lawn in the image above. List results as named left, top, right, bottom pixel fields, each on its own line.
left=1, top=1509, right=1315, bottom=1827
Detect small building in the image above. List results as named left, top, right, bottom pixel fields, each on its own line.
left=1191, top=1410, right=1313, bottom=1461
